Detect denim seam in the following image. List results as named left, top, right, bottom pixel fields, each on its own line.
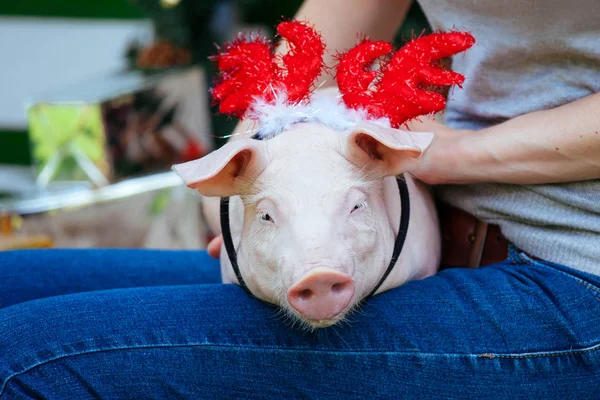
left=517, top=252, right=535, bottom=267
left=518, top=252, right=600, bottom=298
left=477, top=342, right=600, bottom=359
left=507, top=245, right=521, bottom=265
left=578, top=281, right=600, bottom=296
left=3, top=340, right=600, bottom=396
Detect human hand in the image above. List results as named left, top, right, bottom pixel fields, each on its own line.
left=207, top=235, right=223, bottom=259
left=404, top=115, right=471, bottom=185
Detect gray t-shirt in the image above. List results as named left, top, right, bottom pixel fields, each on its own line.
left=416, top=0, right=600, bottom=275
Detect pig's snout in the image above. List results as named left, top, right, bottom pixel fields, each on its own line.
left=287, top=268, right=355, bottom=321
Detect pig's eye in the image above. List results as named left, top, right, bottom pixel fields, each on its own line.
left=351, top=202, right=366, bottom=214
left=260, top=212, right=274, bottom=223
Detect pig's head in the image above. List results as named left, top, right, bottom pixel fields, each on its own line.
left=173, top=121, right=433, bottom=328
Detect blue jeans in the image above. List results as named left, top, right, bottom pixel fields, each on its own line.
left=1, top=246, right=599, bottom=399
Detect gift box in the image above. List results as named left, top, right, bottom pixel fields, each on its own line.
left=26, top=66, right=213, bottom=188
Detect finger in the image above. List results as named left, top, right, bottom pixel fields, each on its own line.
left=207, top=235, right=223, bottom=259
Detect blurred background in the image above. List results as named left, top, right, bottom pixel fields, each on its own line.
left=0, top=0, right=429, bottom=251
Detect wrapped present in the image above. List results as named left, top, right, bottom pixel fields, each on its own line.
left=26, top=66, right=212, bottom=187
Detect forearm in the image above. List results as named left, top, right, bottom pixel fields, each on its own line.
left=426, top=92, right=600, bottom=185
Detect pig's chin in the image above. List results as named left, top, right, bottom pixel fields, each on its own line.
left=285, top=302, right=355, bottom=330
left=303, top=315, right=346, bottom=329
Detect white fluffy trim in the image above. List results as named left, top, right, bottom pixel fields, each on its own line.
left=246, top=90, right=391, bottom=140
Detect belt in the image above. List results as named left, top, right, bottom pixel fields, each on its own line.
left=438, top=202, right=511, bottom=269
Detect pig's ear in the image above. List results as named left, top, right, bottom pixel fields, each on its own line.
left=344, top=122, right=434, bottom=176
left=172, top=139, right=268, bottom=197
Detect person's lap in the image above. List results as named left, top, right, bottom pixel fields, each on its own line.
left=0, top=249, right=223, bottom=309
left=1, top=247, right=599, bottom=399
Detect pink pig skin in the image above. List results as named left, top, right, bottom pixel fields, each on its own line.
left=174, top=121, right=440, bottom=328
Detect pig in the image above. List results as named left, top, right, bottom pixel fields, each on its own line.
left=173, top=93, right=441, bottom=329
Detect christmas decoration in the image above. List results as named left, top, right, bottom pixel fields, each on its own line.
left=209, top=20, right=475, bottom=138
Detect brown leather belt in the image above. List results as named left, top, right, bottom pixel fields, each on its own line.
left=437, top=202, right=511, bottom=269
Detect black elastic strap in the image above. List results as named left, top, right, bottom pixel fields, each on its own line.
left=220, top=174, right=410, bottom=300
left=220, top=197, right=253, bottom=296
left=365, top=175, right=410, bottom=298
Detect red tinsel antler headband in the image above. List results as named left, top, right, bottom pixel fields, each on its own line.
left=210, top=21, right=475, bottom=134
